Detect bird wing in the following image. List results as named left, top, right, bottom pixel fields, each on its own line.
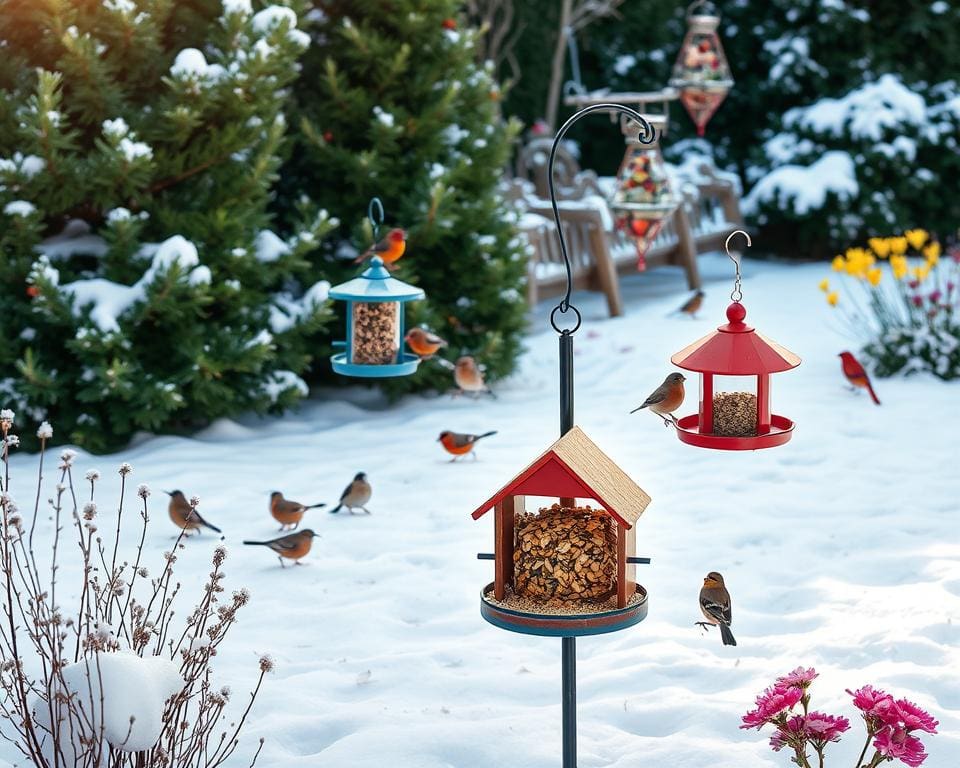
left=642, top=386, right=668, bottom=407
left=700, top=594, right=732, bottom=625
left=449, top=433, right=476, bottom=448
left=276, top=499, right=304, bottom=514
left=268, top=535, right=303, bottom=552
left=424, top=331, right=446, bottom=346
left=339, top=480, right=355, bottom=502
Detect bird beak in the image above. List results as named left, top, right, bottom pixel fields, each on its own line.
left=162, top=490, right=171, bottom=496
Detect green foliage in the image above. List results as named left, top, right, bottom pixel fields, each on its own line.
left=0, top=0, right=335, bottom=451
left=278, top=0, right=527, bottom=395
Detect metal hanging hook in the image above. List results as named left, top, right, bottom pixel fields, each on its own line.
left=367, top=197, right=385, bottom=241
left=547, top=103, right=656, bottom=336
left=686, top=0, right=716, bottom=19
left=725, top=229, right=751, bottom=303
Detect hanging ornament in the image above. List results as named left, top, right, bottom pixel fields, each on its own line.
left=609, top=114, right=679, bottom=270
left=669, top=0, right=734, bottom=137
left=328, top=198, right=425, bottom=378
left=671, top=231, right=801, bottom=450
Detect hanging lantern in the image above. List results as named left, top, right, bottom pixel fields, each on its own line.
left=671, top=231, right=800, bottom=450
left=329, top=199, right=424, bottom=377
left=669, top=0, right=734, bottom=137
left=609, top=114, right=679, bottom=271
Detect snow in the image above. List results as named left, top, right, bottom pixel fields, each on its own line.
left=252, top=5, right=297, bottom=34
left=222, top=0, right=253, bottom=16
left=102, top=117, right=129, bottom=139
left=3, top=200, right=36, bottom=216
left=4, top=257, right=959, bottom=768
left=264, top=370, right=309, bottom=402
left=743, top=151, right=858, bottom=216
left=786, top=74, right=928, bottom=141
left=0, top=152, right=46, bottom=178
left=373, top=106, right=395, bottom=128
left=170, top=49, right=226, bottom=82
left=255, top=229, right=291, bottom=263
left=118, top=137, right=153, bottom=162
left=37, top=219, right=110, bottom=260
left=613, top=55, right=636, bottom=76
left=31, top=653, right=182, bottom=761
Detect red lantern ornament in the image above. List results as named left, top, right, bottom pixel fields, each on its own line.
left=671, top=231, right=800, bottom=450
left=669, top=1, right=734, bottom=137
left=26, top=284, right=40, bottom=298
left=441, top=18, right=457, bottom=30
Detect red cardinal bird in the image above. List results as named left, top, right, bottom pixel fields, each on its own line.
left=838, top=351, right=880, bottom=405
left=355, top=228, right=406, bottom=267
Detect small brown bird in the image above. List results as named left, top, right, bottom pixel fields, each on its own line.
left=697, top=571, right=736, bottom=646
left=670, top=290, right=705, bottom=318
left=329, top=472, right=372, bottom=515
left=243, top=529, right=317, bottom=566
left=405, top=327, right=448, bottom=359
left=269, top=491, right=326, bottom=531
left=165, top=490, right=222, bottom=536
left=438, top=430, right=497, bottom=461
left=630, top=372, right=686, bottom=426
left=355, top=228, right=406, bottom=267
left=838, top=351, right=880, bottom=405
left=454, top=356, right=494, bottom=397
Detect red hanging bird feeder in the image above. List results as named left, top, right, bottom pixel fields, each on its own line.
left=671, top=231, right=800, bottom=450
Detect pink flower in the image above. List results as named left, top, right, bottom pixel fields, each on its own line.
left=908, top=279, right=920, bottom=290
left=912, top=295, right=923, bottom=307
left=874, top=727, right=929, bottom=767
left=929, top=290, right=943, bottom=304
left=848, top=685, right=899, bottom=729
left=895, top=698, right=939, bottom=735
left=769, top=715, right=805, bottom=752
left=803, top=711, right=850, bottom=747
left=741, top=685, right=804, bottom=729
left=776, top=667, right=818, bottom=690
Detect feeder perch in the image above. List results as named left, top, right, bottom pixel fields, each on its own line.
left=669, top=1, right=734, bottom=136
left=471, top=426, right=651, bottom=637
left=609, top=114, right=679, bottom=269
left=328, top=255, right=424, bottom=377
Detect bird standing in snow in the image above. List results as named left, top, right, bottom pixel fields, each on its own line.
left=838, top=351, right=880, bottom=405
left=454, top=356, right=494, bottom=398
left=670, top=290, right=705, bottom=319
left=243, top=529, right=317, bottom=566
left=697, top=571, right=737, bottom=647
left=269, top=491, right=326, bottom=531
left=329, top=472, right=372, bottom=515
left=355, top=228, right=406, bottom=268
left=165, top=491, right=222, bottom=536
left=405, top=327, right=448, bottom=359
left=630, top=373, right=686, bottom=426
left=438, top=430, right=497, bottom=461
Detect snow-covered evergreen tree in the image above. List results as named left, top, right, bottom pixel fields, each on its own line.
left=0, top=0, right=335, bottom=450
left=279, top=0, right=527, bottom=394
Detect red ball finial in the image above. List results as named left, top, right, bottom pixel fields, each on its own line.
left=726, top=302, right=746, bottom=324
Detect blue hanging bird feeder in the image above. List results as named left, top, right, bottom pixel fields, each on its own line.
left=329, top=255, right=425, bottom=378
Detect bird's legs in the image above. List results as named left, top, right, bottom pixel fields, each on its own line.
left=695, top=622, right=713, bottom=633
left=278, top=556, right=286, bottom=568
left=361, top=507, right=371, bottom=515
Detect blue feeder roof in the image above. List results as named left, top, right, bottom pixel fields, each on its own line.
left=329, top=256, right=425, bottom=302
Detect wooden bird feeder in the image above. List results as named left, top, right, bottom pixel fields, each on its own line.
left=472, top=426, right=651, bottom=637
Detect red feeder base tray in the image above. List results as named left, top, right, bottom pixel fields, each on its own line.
left=674, top=413, right=795, bottom=450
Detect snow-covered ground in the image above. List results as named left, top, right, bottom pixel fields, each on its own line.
left=4, top=254, right=958, bottom=767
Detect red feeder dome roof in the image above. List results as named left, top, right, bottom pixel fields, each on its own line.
left=671, top=302, right=801, bottom=375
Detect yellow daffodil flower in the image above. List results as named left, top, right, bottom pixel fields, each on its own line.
left=911, top=264, right=931, bottom=282
left=818, top=278, right=830, bottom=293
left=891, top=255, right=908, bottom=280
left=866, top=267, right=882, bottom=287
left=826, top=291, right=839, bottom=307
left=832, top=255, right=845, bottom=272
left=905, top=229, right=929, bottom=250
left=923, top=241, right=941, bottom=265
left=889, top=236, right=908, bottom=256
left=868, top=237, right=891, bottom=258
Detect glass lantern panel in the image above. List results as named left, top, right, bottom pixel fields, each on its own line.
left=708, top=374, right=762, bottom=437
left=671, top=21, right=733, bottom=88
left=351, top=301, right=400, bottom=365
left=611, top=144, right=673, bottom=211
left=679, top=88, right=729, bottom=136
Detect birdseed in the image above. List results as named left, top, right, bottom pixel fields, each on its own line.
left=713, top=391, right=757, bottom=436
left=352, top=301, right=400, bottom=365
left=484, top=586, right=644, bottom=616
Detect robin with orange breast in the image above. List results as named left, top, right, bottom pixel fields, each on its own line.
left=838, top=351, right=880, bottom=405
left=269, top=491, right=326, bottom=531
left=454, top=356, right=494, bottom=398
left=438, top=430, right=497, bottom=461
left=243, top=529, right=317, bottom=566
left=355, top=228, right=406, bottom=268
left=630, top=372, right=686, bottom=426
left=165, top=490, right=222, bottom=536
left=405, top=327, right=448, bottom=359
left=697, top=571, right=736, bottom=647
left=670, top=290, right=705, bottom=319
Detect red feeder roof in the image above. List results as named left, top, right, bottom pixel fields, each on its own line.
left=470, top=426, right=651, bottom=529
left=671, top=302, right=800, bottom=376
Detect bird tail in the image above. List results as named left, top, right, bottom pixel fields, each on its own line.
left=719, top=622, right=737, bottom=647
left=242, top=540, right=267, bottom=546
left=476, top=431, right=497, bottom=440
left=865, top=380, right=881, bottom=405
left=306, top=502, right=327, bottom=509
left=629, top=404, right=646, bottom=414
left=204, top=521, right=222, bottom=534
left=329, top=504, right=342, bottom=514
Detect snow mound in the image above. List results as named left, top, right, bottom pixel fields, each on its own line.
left=743, top=151, right=858, bottom=216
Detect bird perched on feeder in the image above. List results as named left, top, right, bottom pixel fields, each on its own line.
left=838, top=351, right=880, bottom=405
left=670, top=290, right=705, bottom=319
left=243, top=529, right=317, bottom=567
left=329, top=472, right=372, bottom=515
left=630, top=372, right=686, bottom=426
left=454, top=356, right=494, bottom=398
left=404, top=327, right=448, bottom=359
left=438, top=430, right=497, bottom=461
left=355, top=228, right=406, bottom=268
left=269, top=491, right=326, bottom=531
left=165, top=491, right=222, bottom=536
left=697, top=571, right=736, bottom=647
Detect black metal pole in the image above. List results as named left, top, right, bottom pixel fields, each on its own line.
left=559, top=330, right=576, bottom=768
